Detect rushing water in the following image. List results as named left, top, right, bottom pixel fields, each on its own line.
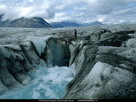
left=0, top=66, right=74, bottom=99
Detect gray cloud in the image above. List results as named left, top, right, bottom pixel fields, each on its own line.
left=0, top=0, right=136, bottom=24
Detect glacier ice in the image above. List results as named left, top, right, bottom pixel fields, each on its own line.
left=65, top=62, right=135, bottom=99
left=25, top=36, right=52, bottom=56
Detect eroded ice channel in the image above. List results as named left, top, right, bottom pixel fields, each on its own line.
left=0, top=66, right=74, bottom=99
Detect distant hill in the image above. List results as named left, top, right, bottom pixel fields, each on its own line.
left=50, top=21, right=81, bottom=28
left=0, top=15, right=52, bottom=28
left=50, top=21, right=104, bottom=28
left=83, top=21, right=104, bottom=26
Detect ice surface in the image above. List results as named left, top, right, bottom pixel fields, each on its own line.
left=0, top=66, right=74, bottom=99
left=83, top=62, right=134, bottom=88
left=126, top=38, right=136, bottom=48
left=79, top=62, right=134, bottom=98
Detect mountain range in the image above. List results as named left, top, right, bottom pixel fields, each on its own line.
left=50, top=21, right=103, bottom=28
left=0, top=14, right=103, bottom=28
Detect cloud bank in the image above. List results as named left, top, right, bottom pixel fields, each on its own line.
left=0, top=0, right=136, bottom=24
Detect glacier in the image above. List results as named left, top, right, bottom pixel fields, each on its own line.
left=0, top=24, right=136, bottom=99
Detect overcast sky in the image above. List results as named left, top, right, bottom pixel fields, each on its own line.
left=0, top=0, right=136, bottom=24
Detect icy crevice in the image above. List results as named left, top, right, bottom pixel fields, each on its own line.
left=0, top=36, right=73, bottom=98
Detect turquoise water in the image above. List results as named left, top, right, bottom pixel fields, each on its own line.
left=0, top=66, right=74, bottom=99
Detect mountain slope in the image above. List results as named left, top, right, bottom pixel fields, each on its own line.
left=0, top=16, right=52, bottom=28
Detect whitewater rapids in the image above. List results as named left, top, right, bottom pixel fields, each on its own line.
left=0, top=66, right=74, bottom=99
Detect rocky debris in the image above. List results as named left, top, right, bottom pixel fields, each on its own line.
left=0, top=24, right=136, bottom=99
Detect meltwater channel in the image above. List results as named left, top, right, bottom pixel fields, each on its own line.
left=0, top=66, right=74, bottom=99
